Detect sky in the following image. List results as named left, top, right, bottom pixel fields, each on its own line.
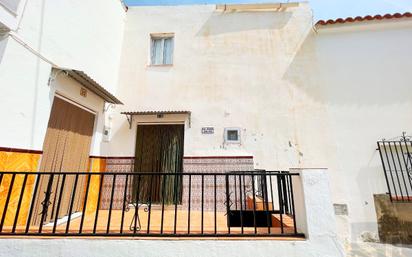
left=123, top=0, right=412, bottom=21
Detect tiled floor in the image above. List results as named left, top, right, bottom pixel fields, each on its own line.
left=1, top=208, right=296, bottom=236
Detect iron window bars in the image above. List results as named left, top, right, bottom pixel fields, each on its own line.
left=377, top=136, right=412, bottom=202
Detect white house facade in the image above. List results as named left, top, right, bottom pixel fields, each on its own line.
left=0, top=1, right=411, bottom=256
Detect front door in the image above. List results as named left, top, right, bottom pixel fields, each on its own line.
left=31, top=96, right=95, bottom=225
left=133, top=124, right=184, bottom=204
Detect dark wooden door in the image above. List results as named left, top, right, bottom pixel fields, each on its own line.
left=133, top=124, right=184, bottom=204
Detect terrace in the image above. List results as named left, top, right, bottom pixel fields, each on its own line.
left=0, top=171, right=302, bottom=238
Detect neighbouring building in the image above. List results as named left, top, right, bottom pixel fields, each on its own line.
left=0, top=1, right=411, bottom=256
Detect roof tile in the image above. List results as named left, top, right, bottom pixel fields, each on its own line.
left=316, top=12, right=412, bottom=26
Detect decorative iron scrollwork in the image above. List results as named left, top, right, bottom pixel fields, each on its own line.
left=39, top=190, right=53, bottom=219
left=128, top=202, right=149, bottom=232
left=224, top=192, right=234, bottom=216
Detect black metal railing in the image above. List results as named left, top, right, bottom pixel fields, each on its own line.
left=0, top=171, right=302, bottom=237
left=377, top=137, right=412, bottom=202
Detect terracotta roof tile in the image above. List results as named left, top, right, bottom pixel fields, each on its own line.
left=316, top=12, right=412, bottom=26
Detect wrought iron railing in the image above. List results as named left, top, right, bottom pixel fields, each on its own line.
left=0, top=171, right=302, bottom=237
left=377, top=135, right=412, bottom=201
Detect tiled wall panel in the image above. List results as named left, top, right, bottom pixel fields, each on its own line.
left=0, top=150, right=41, bottom=227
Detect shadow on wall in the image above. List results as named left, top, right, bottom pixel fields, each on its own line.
left=196, top=11, right=292, bottom=36
left=283, top=25, right=412, bottom=106
left=282, top=31, right=327, bottom=103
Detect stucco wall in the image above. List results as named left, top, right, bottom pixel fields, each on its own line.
left=0, top=33, right=7, bottom=63
left=110, top=3, right=337, bottom=169
left=0, top=0, right=125, bottom=154
left=109, top=4, right=412, bottom=242
left=0, top=0, right=410, bottom=245
left=316, top=19, right=412, bottom=241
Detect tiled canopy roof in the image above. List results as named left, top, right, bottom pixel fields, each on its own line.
left=316, top=12, right=412, bottom=26
left=121, top=110, right=190, bottom=115
left=121, top=110, right=192, bottom=128
left=56, top=68, right=123, bottom=104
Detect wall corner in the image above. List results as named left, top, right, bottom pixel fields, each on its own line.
left=290, top=167, right=345, bottom=256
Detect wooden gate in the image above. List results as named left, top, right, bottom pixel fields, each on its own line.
left=31, top=96, right=95, bottom=225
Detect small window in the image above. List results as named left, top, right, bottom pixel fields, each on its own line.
left=224, top=128, right=241, bottom=143
left=150, top=35, right=174, bottom=65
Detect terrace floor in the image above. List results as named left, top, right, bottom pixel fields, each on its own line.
left=1, top=207, right=298, bottom=237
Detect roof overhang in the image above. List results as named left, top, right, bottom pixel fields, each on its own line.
left=121, top=110, right=191, bottom=115
left=55, top=68, right=123, bottom=104
left=121, top=110, right=191, bottom=128
left=216, top=2, right=299, bottom=12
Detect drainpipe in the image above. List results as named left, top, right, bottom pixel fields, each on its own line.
left=5, top=0, right=59, bottom=68
left=8, top=31, right=58, bottom=67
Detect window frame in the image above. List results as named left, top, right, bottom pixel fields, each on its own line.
left=224, top=127, right=241, bottom=144
left=150, top=33, right=174, bottom=66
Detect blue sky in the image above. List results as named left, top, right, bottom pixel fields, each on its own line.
left=123, top=0, right=412, bottom=21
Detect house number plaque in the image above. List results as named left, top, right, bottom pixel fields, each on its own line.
left=201, top=127, right=214, bottom=134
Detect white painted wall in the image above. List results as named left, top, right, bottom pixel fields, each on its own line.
left=315, top=19, right=412, bottom=241
left=0, top=38, right=52, bottom=150
left=0, top=0, right=410, bottom=246
left=0, top=32, right=7, bottom=62
left=0, top=239, right=343, bottom=257
left=3, top=239, right=412, bottom=257
left=109, top=4, right=412, bottom=243
left=110, top=3, right=338, bottom=169
left=0, top=0, right=125, bottom=153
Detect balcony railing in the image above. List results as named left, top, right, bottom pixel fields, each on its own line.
left=377, top=137, right=412, bottom=201
left=0, top=170, right=303, bottom=237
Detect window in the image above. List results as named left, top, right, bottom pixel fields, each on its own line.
left=150, top=35, right=174, bottom=65
left=224, top=128, right=241, bottom=143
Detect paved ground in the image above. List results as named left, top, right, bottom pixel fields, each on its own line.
left=346, top=242, right=412, bottom=257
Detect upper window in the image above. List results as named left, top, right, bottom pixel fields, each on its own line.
left=150, top=34, right=174, bottom=65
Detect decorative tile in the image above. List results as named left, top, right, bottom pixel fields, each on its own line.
left=98, top=157, right=254, bottom=212
left=85, top=158, right=106, bottom=215
left=0, top=151, right=41, bottom=227
left=182, top=157, right=254, bottom=211
left=100, top=158, right=134, bottom=210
